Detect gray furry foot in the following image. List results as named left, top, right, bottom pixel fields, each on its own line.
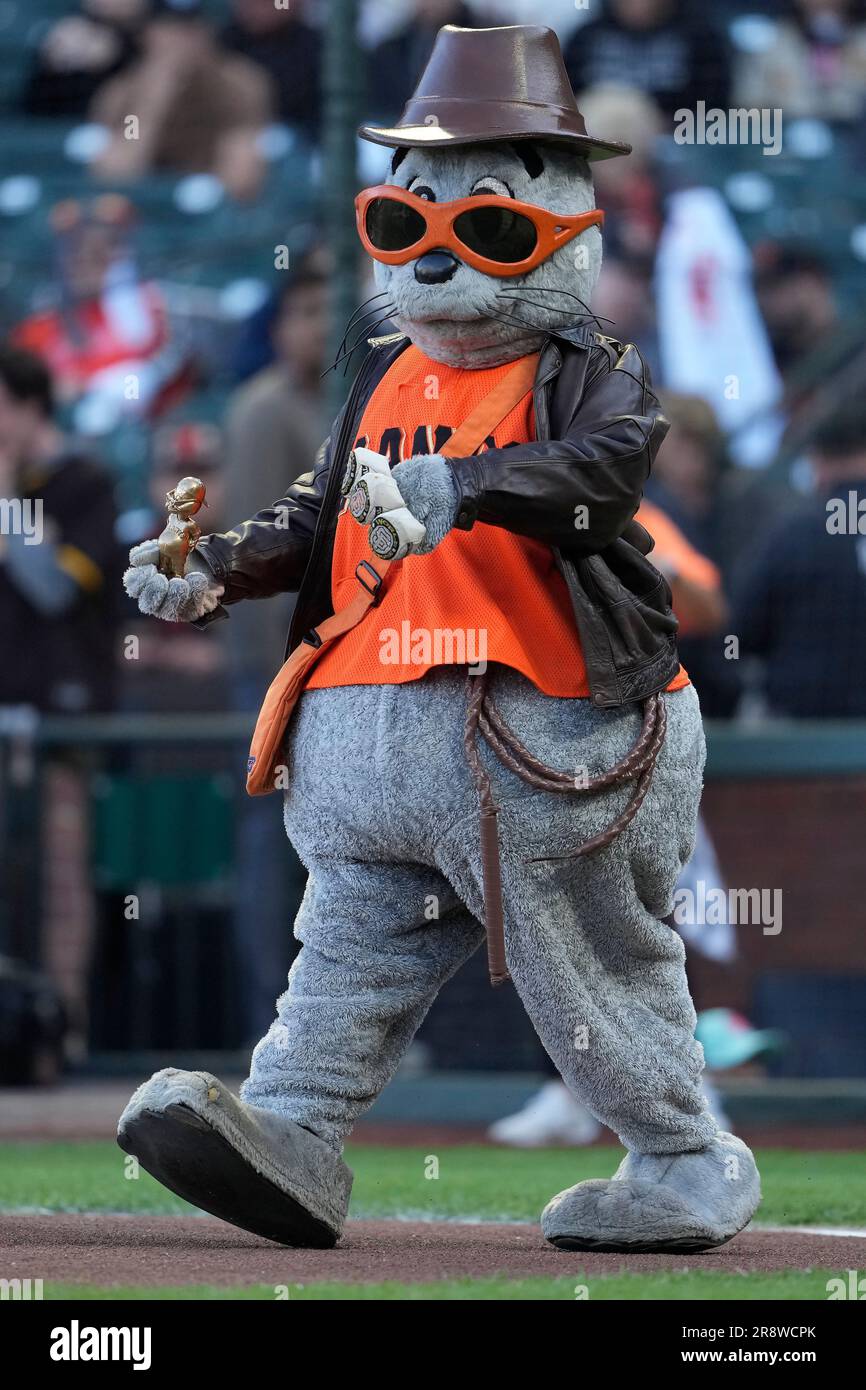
left=541, top=1132, right=760, bottom=1253
left=117, top=1068, right=353, bottom=1247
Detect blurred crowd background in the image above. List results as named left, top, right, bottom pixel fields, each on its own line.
left=1, top=0, right=865, bottom=1118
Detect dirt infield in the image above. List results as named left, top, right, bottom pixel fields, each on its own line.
left=2, top=1213, right=864, bottom=1288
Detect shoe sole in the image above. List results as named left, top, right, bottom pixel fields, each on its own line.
left=118, top=1102, right=337, bottom=1249
left=548, top=1233, right=731, bottom=1254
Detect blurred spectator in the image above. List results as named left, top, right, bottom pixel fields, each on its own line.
left=734, top=403, right=866, bottom=718
left=754, top=243, right=840, bottom=377
left=637, top=496, right=727, bottom=637
left=653, top=395, right=798, bottom=575
left=733, top=0, right=866, bottom=123
left=0, top=346, right=119, bottom=714
left=578, top=84, right=664, bottom=259
left=229, top=239, right=333, bottom=381
left=473, top=0, right=591, bottom=38
left=652, top=394, right=728, bottom=550
left=593, top=252, right=659, bottom=377
left=0, top=346, right=121, bottom=1060
left=646, top=400, right=738, bottom=711
left=21, top=0, right=147, bottom=119
left=564, top=0, right=731, bottom=123
left=12, top=195, right=191, bottom=433
left=222, top=0, right=322, bottom=137
left=365, top=0, right=484, bottom=122
left=650, top=391, right=801, bottom=715
left=88, top=0, right=275, bottom=202
left=752, top=241, right=859, bottom=459
left=223, top=266, right=328, bottom=692
left=222, top=265, right=327, bottom=1042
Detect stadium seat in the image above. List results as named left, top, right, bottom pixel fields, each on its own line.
left=91, top=773, right=234, bottom=889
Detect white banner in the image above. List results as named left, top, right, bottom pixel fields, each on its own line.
left=655, top=187, right=783, bottom=468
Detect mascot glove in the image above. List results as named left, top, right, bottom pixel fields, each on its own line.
left=347, top=467, right=406, bottom=525
left=340, top=445, right=391, bottom=496
left=123, top=543, right=224, bottom=622
left=345, top=451, right=428, bottom=560
left=367, top=505, right=427, bottom=561
left=390, top=454, right=458, bottom=556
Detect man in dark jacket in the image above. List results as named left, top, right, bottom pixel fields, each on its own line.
left=222, top=0, right=321, bottom=136
left=0, top=346, right=119, bottom=713
left=564, top=0, right=731, bottom=122
left=0, top=345, right=120, bottom=1058
left=735, top=406, right=866, bottom=718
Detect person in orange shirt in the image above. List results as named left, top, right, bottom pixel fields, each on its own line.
left=12, top=196, right=189, bottom=428
left=637, top=498, right=727, bottom=637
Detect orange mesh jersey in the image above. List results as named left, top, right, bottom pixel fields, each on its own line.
left=306, top=346, right=690, bottom=696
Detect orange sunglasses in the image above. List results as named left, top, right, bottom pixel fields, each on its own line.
left=355, top=185, right=604, bottom=278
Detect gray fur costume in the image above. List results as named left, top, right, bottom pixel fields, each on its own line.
left=120, top=130, right=760, bottom=1252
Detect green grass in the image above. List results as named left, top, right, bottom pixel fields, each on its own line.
left=1, top=1140, right=864, bottom=1228
left=39, top=1270, right=841, bottom=1301
left=4, top=1140, right=863, bottom=1301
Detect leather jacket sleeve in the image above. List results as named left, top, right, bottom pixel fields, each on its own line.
left=447, top=341, right=669, bottom=556
left=193, top=435, right=331, bottom=608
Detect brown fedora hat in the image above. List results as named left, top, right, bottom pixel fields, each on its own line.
left=359, top=25, right=631, bottom=162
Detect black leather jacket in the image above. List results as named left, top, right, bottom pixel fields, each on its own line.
left=195, top=325, right=679, bottom=707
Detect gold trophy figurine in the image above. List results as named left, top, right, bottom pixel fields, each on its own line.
left=157, top=476, right=207, bottom=578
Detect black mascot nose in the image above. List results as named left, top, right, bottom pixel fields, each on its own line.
left=414, top=251, right=459, bottom=284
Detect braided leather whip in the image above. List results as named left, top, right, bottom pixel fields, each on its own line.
left=463, top=671, right=667, bottom=986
